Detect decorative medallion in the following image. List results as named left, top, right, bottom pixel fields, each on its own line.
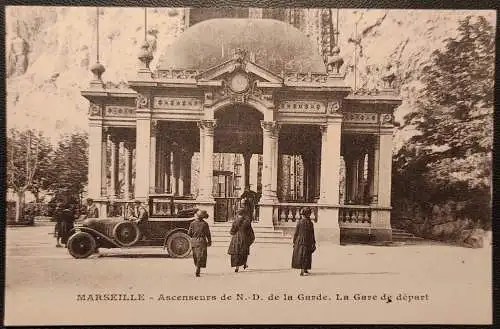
left=229, top=72, right=250, bottom=93
left=327, top=100, right=341, bottom=114
left=381, top=113, right=394, bottom=124
left=89, top=104, right=102, bottom=116
left=136, top=94, right=150, bottom=109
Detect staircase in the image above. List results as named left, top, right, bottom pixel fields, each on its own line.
left=391, top=228, right=425, bottom=244
left=211, top=223, right=292, bottom=246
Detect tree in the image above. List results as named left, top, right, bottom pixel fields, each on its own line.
left=394, top=16, right=494, bottom=228
left=47, top=131, right=89, bottom=206
left=7, top=128, right=53, bottom=222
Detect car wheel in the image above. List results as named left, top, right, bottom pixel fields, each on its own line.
left=112, top=221, right=140, bottom=247
left=166, top=232, right=191, bottom=258
left=67, top=232, right=96, bottom=259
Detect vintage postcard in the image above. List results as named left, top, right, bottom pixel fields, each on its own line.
left=4, top=5, right=494, bottom=325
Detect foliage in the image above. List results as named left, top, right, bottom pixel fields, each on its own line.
left=393, top=16, right=493, bottom=229
left=7, top=128, right=53, bottom=221
left=47, top=131, right=89, bottom=206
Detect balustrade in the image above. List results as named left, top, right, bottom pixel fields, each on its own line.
left=274, top=203, right=319, bottom=225
left=338, top=205, right=372, bottom=226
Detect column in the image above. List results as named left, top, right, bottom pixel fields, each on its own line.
left=259, top=121, right=279, bottom=227
left=357, top=153, right=366, bottom=203
left=156, top=134, right=164, bottom=193
left=134, top=99, right=152, bottom=202
left=270, top=127, right=280, bottom=202
left=178, top=151, right=186, bottom=196
left=377, top=134, right=393, bottom=207
left=185, top=151, right=193, bottom=196
left=109, top=134, right=119, bottom=198
left=88, top=121, right=104, bottom=199
left=260, top=121, right=279, bottom=202
left=170, top=150, right=176, bottom=194
left=149, top=120, right=158, bottom=194
left=124, top=141, right=133, bottom=200
left=243, top=152, right=252, bottom=189
left=349, top=158, right=358, bottom=204
left=249, top=154, right=258, bottom=190
left=101, top=131, right=108, bottom=197
left=197, top=120, right=216, bottom=200
left=314, top=143, right=321, bottom=201
left=317, top=117, right=342, bottom=243
left=164, top=143, right=171, bottom=193
left=370, top=137, right=380, bottom=205
left=370, top=131, right=393, bottom=242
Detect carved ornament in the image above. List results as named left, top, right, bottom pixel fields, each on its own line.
left=380, top=113, right=394, bottom=124
left=197, top=120, right=217, bottom=132
left=260, top=121, right=280, bottom=135
left=105, top=106, right=136, bottom=117
left=153, top=97, right=202, bottom=110
left=154, top=69, right=199, bottom=80
left=278, top=101, right=325, bottom=113
left=343, top=112, right=378, bottom=124
left=136, top=94, right=150, bottom=109
left=327, top=100, right=341, bottom=114
left=89, top=103, right=102, bottom=116
left=284, top=72, right=327, bottom=83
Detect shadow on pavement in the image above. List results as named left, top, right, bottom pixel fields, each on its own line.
left=97, top=253, right=172, bottom=259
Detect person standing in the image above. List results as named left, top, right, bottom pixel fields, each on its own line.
left=53, top=203, right=63, bottom=247
left=240, top=186, right=259, bottom=222
left=292, top=207, right=316, bottom=276
left=59, top=203, right=75, bottom=246
left=228, top=209, right=255, bottom=272
left=130, top=200, right=150, bottom=239
left=187, top=210, right=212, bottom=277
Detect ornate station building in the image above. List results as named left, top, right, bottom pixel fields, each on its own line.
left=82, top=8, right=401, bottom=243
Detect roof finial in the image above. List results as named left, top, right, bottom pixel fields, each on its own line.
left=137, top=7, right=153, bottom=78
left=90, top=7, right=105, bottom=88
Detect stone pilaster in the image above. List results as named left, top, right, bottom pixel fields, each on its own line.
left=88, top=119, right=104, bottom=199
left=149, top=120, right=158, bottom=194
left=124, top=141, right=133, bottom=200
left=134, top=94, right=152, bottom=202
left=109, top=134, right=119, bottom=198
left=370, top=137, right=380, bottom=205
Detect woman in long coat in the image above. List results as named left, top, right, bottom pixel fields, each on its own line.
left=292, top=207, right=316, bottom=276
left=187, top=210, right=212, bottom=277
left=228, top=209, right=255, bottom=272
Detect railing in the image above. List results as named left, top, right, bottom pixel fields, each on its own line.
left=274, top=203, right=319, bottom=225
left=153, top=69, right=200, bottom=80
left=339, top=205, right=372, bottom=226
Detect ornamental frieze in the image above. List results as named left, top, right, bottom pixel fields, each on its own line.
left=278, top=101, right=325, bottom=113
left=154, top=97, right=202, bottom=110
left=105, top=106, right=135, bottom=117
left=343, top=112, right=378, bottom=123
left=154, top=69, right=200, bottom=80
left=283, top=72, right=327, bottom=83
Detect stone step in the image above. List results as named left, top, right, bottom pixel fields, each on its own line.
left=212, top=237, right=292, bottom=245
left=211, top=231, right=286, bottom=238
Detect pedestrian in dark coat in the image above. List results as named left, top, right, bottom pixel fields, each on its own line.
left=53, top=203, right=63, bottom=247
left=292, top=207, right=316, bottom=276
left=187, top=210, right=212, bottom=277
left=59, top=204, right=75, bottom=245
left=228, top=209, right=255, bottom=272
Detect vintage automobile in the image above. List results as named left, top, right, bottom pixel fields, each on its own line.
left=66, top=198, right=197, bottom=259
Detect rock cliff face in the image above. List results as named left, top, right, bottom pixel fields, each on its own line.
left=6, top=7, right=495, bottom=144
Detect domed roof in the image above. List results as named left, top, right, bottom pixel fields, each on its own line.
left=157, top=19, right=326, bottom=74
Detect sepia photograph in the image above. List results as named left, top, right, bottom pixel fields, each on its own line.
left=4, top=4, right=494, bottom=325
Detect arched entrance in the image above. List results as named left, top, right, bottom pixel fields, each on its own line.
left=213, top=104, right=264, bottom=222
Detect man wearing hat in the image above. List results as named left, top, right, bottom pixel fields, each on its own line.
left=130, top=199, right=150, bottom=239
left=81, top=198, right=99, bottom=219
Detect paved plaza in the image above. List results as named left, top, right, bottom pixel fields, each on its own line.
left=5, top=223, right=492, bottom=325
